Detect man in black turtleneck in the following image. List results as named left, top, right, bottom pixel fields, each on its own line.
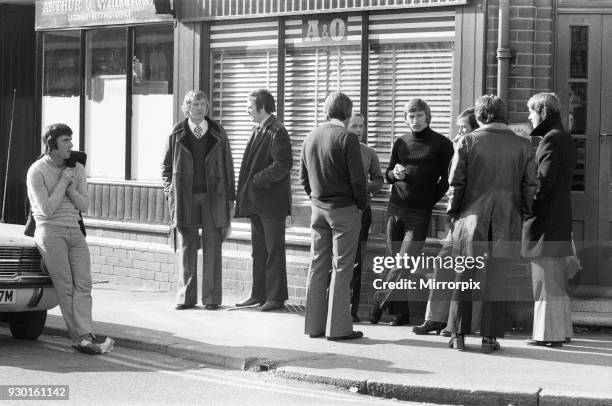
left=380, top=98, right=454, bottom=326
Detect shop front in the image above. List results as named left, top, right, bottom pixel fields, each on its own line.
left=171, top=0, right=484, bottom=306
left=32, top=0, right=611, bottom=327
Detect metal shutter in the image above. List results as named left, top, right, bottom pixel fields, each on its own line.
left=210, top=20, right=279, bottom=181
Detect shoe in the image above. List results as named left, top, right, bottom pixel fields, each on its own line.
left=550, top=341, right=563, bottom=347
left=204, top=304, right=219, bottom=310
left=72, top=334, right=102, bottom=355
left=441, top=329, right=452, bottom=337
left=449, top=333, right=465, bottom=351
left=352, top=315, right=360, bottom=323
left=175, top=304, right=195, bottom=310
left=327, top=331, right=363, bottom=341
left=525, top=339, right=547, bottom=346
left=96, top=336, right=115, bottom=353
left=412, top=320, right=447, bottom=335
left=526, top=339, right=563, bottom=347
left=482, top=336, right=500, bottom=354
left=309, top=333, right=325, bottom=338
left=235, top=298, right=265, bottom=307
left=260, top=300, right=284, bottom=312
left=388, top=315, right=408, bottom=326
left=368, top=302, right=383, bottom=324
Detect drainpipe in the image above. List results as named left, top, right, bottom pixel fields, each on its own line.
left=496, top=0, right=512, bottom=118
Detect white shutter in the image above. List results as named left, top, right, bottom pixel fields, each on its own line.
left=210, top=21, right=278, bottom=182
left=367, top=11, right=455, bottom=206
left=284, top=16, right=362, bottom=208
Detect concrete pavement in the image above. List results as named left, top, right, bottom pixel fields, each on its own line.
left=41, top=285, right=612, bottom=406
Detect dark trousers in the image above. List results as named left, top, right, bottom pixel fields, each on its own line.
left=176, top=193, right=223, bottom=306
left=384, top=208, right=432, bottom=317
left=351, top=207, right=372, bottom=317
left=250, top=214, right=288, bottom=302
left=447, top=257, right=509, bottom=338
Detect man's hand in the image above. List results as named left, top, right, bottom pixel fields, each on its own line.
left=393, top=164, right=406, bottom=180
left=61, top=168, right=74, bottom=184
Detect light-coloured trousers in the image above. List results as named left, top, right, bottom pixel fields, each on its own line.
left=305, top=204, right=360, bottom=338
left=531, top=256, right=573, bottom=341
left=34, top=224, right=92, bottom=343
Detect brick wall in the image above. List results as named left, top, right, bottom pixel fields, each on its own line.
left=485, top=0, right=555, bottom=123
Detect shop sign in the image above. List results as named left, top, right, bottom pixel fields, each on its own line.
left=35, top=0, right=174, bottom=30
left=303, top=17, right=348, bottom=44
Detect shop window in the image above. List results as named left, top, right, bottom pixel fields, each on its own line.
left=131, top=26, right=174, bottom=181
left=284, top=45, right=361, bottom=210
left=211, top=49, right=278, bottom=182
left=283, top=15, right=362, bottom=222
left=42, top=31, right=81, bottom=149
left=209, top=20, right=279, bottom=194
left=85, top=28, right=127, bottom=179
left=368, top=42, right=453, bottom=204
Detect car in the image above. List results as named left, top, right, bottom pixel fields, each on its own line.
left=0, top=223, right=58, bottom=339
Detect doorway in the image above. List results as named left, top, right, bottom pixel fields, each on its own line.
left=556, top=13, right=612, bottom=286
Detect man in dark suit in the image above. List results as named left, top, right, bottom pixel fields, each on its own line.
left=235, top=89, right=292, bottom=312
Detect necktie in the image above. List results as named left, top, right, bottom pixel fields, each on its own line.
left=193, top=125, right=203, bottom=139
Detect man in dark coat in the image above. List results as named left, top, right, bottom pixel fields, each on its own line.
left=235, top=89, right=292, bottom=312
left=162, top=90, right=235, bottom=311
left=522, top=92, right=577, bottom=347
left=447, top=95, right=537, bottom=353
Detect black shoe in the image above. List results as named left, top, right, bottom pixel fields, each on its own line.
left=449, top=333, right=465, bottom=351
left=526, top=339, right=563, bottom=347
left=482, top=336, right=500, bottom=353
left=309, top=333, right=325, bottom=338
left=525, top=339, right=547, bottom=346
left=204, top=304, right=219, bottom=310
left=550, top=341, right=564, bottom=347
left=389, top=315, right=408, bottom=326
left=368, top=302, right=383, bottom=324
left=352, top=315, right=360, bottom=323
left=175, top=304, right=195, bottom=310
left=412, top=320, right=447, bottom=335
left=327, top=331, right=363, bottom=341
left=260, top=300, right=284, bottom=312
left=235, top=298, right=265, bottom=307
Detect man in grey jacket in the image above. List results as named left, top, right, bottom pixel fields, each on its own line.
left=162, top=90, right=235, bottom=311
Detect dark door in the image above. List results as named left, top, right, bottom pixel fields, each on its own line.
left=557, top=13, right=612, bottom=285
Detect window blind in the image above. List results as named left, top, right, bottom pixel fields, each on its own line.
left=209, top=20, right=279, bottom=180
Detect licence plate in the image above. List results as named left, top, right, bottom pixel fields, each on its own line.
left=0, top=289, right=16, bottom=304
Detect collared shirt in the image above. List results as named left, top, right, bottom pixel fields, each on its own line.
left=257, top=114, right=272, bottom=130
left=188, top=118, right=208, bottom=138
left=328, top=118, right=346, bottom=128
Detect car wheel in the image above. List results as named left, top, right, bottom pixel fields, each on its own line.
left=9, top=310, right=47, bottom=340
